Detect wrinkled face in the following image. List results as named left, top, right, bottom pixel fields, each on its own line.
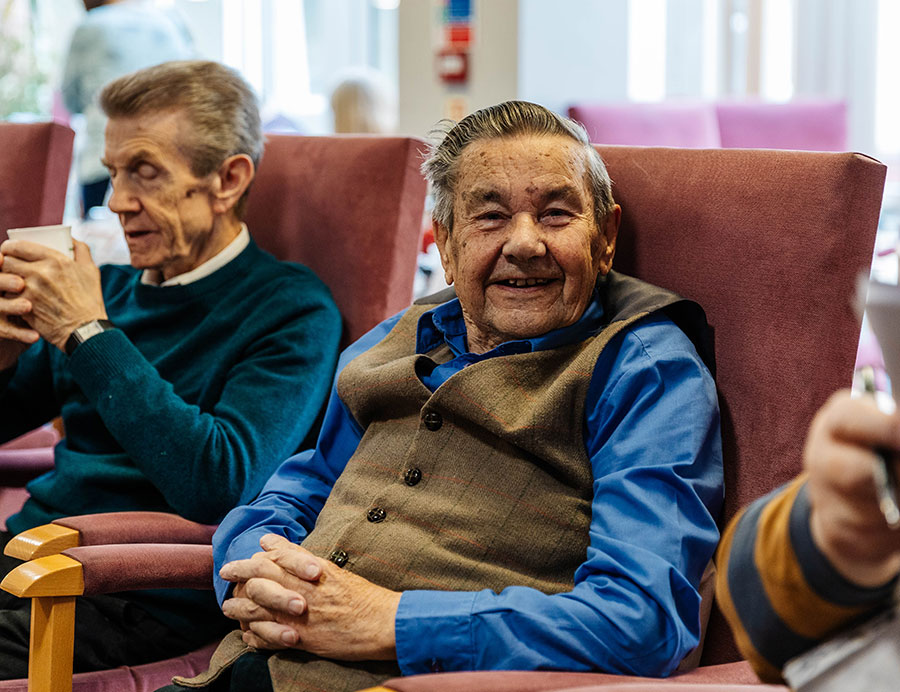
left=103, top=110, right=224, bottom=280
left=435, top=134, right=619, bottom=354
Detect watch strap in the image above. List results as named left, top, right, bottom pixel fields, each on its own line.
left=65, top=319, right=116, bottom=356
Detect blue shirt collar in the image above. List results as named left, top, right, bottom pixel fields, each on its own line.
left=416, top=289, right=607, bottom=358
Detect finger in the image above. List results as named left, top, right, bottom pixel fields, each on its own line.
left=0, top=295, right=32, bottom=316
left=819, top=391, right=900, bottom=452
left=242, top=576, right=307, bottom=615
left=0, top=272, right=25, bottom=293
left=0, top=240, right=60, bottom=262
left=219, top=555, right=289, bottom=583
left=260, top=535, right=323, bottom=581
left=221, top=596, right=278, bottom=623
left=73, top=239, right=95, bottom=265
left=0, top=316, right=39, bottom=344
left=247, top=620, right=300, bottom=648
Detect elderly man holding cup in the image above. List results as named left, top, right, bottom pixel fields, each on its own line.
left=0, top=60, right=341, bottom=678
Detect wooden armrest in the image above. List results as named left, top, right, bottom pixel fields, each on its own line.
left=3, top=511, right=216, bottom=561
left=0, top=554, right=83, bottom=598
left=4, top=524, right=81, bottom=561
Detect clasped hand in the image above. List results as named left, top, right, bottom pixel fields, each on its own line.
left=0, top=239, right=107, bottom=358
left=219, top=534, right=401, bottom=661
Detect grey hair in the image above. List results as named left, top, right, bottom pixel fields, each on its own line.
left=421, top=100, right=614, bottom=231
left=100, top=60, right=263, bottom=218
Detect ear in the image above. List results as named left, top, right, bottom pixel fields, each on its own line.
left=210, top=154, right=255, bottom=215
left=596, top=204, right=621, bottom=276
left=433, top=220, right=455, bottom=285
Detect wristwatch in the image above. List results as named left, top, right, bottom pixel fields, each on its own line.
left=65, top=319, right=116, bottom=356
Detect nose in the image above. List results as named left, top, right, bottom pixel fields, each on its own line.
left=107, top=178, right=140, bottom=215
left=502, top=213, right=546, bottom=261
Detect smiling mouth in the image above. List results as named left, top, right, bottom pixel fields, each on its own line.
left=495, top=278, right=555, bottom=287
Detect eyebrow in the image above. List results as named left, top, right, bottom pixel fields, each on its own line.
left=462, top=187, right=506, bottom=207
left=101, top=148, right=160, bottom=171
left=537, top=184, right=585, bottom=207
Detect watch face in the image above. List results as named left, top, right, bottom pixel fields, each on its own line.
left=67, top=320, right=114, bottom=355
left=76, top=321, right=108, bottom=341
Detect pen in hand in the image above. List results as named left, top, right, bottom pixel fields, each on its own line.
left=860, top=366, right=900, bottom=529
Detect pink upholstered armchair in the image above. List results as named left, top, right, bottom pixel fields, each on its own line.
left=568, top=100, right=848, bottom=152
left=2, top=145, right=884, bottom=692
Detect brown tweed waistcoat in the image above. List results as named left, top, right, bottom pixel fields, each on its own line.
left=180, top=272, right=708, bottom=692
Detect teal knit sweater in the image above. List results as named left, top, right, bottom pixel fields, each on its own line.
left=1, top=239, right=341, bottom=631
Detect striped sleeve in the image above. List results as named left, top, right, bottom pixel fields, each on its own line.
left=715, top=474, right=897, bottom=682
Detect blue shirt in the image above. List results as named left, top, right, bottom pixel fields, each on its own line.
left=213, top=294, right=724, bottom=677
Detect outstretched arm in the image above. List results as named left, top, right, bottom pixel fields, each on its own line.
left=717, top=391, right=900, bottom=682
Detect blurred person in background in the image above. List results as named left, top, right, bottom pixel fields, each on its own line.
left=62, top=0, right=195, bottom=218
left=329, top=67, right=397, bottom=134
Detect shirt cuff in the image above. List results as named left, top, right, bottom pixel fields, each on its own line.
left=790, top=482, right=899, bottom=606
left=395, top=589, right=478, bottom=674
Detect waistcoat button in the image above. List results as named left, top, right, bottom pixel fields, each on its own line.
left=404, top=467, right=422, bottom=486
left=423, top=411, right=443, bottom=431
left=367, top=507, right=387, bottom=523
left=328, top=549, right=348, bottom=567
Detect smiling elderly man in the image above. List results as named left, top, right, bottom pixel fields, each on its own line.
left=167, top=101, right=724, bottom=692
left=0, top=61, right=341, bottom=677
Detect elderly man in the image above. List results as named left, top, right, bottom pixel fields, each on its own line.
left=717, top=390, right=900, bottom=682
left=0, top=61, right=341, bottom=677
left=169, top=101, right=723, bottom=692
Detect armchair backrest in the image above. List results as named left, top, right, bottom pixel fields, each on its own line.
left=596, top=145, right=885, bottom=664
left=0, top=122, right=74, bottom=240
left=244, top=135, right=427, bottom=347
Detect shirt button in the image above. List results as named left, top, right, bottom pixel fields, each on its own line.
left=367, top=507, right=387, bottom=523
left=423, top=410, right=443, bottom=431
left=404, top=467, right=422, bottom=486
left=328, top=549, right=348, bottom=567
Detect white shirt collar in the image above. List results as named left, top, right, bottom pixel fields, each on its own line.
left=141, top=225, right=250, bottom=287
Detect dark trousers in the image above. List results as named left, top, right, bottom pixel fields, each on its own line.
left=0, top=530, right=220, bottom=680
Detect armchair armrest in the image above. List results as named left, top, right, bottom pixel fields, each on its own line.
left=4, top=511, right=217, bottom=560
left=2, top=543, right=212, bottom=597
left=0, top=542, right=213, bottom=692
left=0, top=447, right=55, bottom=487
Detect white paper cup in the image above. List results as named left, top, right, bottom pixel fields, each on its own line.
left=6, top=225, right=74, bottom=259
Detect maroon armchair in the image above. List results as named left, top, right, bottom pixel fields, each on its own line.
left=0, top=122, right=74, bottom=526
left=2, top=145, right=884, bottom=692
left=246, top=134, right=427, bottom=348
left=0, top=121, right=74, bottom=240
